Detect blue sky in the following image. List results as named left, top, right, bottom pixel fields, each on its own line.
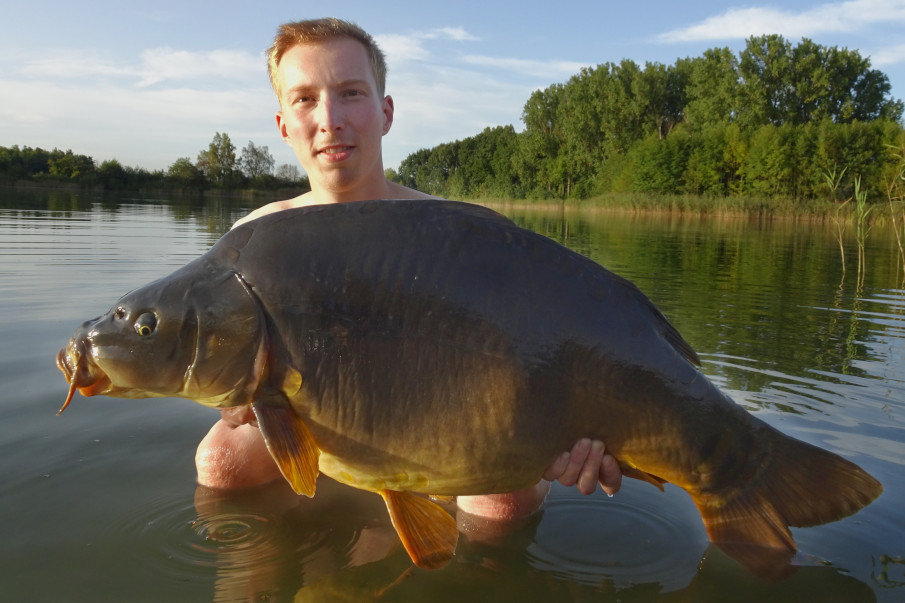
left=2, top=0, right=903, bottom=174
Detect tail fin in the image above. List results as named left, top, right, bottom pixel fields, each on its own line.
left=691, top=430, right=882, bottom=577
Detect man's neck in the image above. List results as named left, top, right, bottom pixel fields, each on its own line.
left=311, top=176, right=393, bottom=205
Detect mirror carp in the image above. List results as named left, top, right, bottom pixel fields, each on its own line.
left=57, top=199, right=882, bottom=574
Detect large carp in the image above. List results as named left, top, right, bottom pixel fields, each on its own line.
left=57, top=199, right=881, bottom=573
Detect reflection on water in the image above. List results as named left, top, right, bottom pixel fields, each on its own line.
left=1, top=191, right=903, bottom=601
left=525, top=484, right=707, bottom=591
left=191, top=477, right=401, bottom=601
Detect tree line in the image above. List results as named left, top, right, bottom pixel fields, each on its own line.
left=0, top=132, right=309, bottom=193
left=390, top=35, right=905, bottom=203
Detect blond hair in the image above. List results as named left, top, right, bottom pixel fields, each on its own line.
left=267, top=18, right=388, bottom=100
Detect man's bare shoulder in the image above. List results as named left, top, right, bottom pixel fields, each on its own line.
left=387, top=182, right=440, bottom=200
left=232, top=184, right=439, bottom=229
left=231, top=192, right=319, bottom=229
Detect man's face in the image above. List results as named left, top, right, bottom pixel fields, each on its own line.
left=275, top=38, right=393, bottom=200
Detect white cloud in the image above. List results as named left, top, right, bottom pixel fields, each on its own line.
left=136, top=48, right=262, bottom=87
left=14, top=46, right=262, bottom=88
left=462, top=55, right=588, bottom=79
left=427, top=27, right=479, bottom=41
left=0, top=73, right=277, bottom=169
left=375, top=34, right=433, bottom=64
left=658, top=0, right=905, bottom=42
left=870, top=42, right=905, bottom=66
left=19, top=50, right=133, bottom=79
left=386, top=63, right=534, bottom=163
left=375, top=26, right=479, bottom=65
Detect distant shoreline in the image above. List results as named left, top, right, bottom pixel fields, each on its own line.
left=4, top=182, right=903, bottom=224
left=0, top=181, right=308, bottom=203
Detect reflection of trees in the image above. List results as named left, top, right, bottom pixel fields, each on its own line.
left=872, top=554, right=905, bottom=589
left=506, top=208, right=900, bottom=398
left=0, top=189, right=253, bottom=239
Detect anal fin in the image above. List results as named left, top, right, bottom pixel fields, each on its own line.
left=618, top=461, right=667, bottom=491
left=252, top=401, right=320, bottom=497
left=381, top=489, right=458, bottom=570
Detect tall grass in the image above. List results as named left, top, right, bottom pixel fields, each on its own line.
left=535, top=192, right=840, bottom=217
left=825, top=165, right=849, bottom=273
left=474, top=185, right=905, bottom=225
left=852, top=176, right=872, bottom=287
left=885, top=143, right=905, bottom=282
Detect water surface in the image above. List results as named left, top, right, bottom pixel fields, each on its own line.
left=1, top=190, right=902, bottom=601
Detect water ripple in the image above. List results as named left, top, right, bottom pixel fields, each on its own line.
left=526, top=485, right=707, bottom=592
left=94, top=492, right=296, bottom=586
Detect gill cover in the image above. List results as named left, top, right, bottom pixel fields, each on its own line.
left=62, top=256, right=267, bottom=408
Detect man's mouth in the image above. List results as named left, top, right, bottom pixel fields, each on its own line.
left=319, top=145, right=354, bottom=161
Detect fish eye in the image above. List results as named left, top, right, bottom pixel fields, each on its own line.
left=134, top=313, right=157, bottom=336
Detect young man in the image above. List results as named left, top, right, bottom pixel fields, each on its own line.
left=196, top=18, right=622, bottom=519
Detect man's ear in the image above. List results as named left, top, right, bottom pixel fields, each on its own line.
left=382, top=95, right=394, bottom=135
left=276, top=111, right=290, bottom=143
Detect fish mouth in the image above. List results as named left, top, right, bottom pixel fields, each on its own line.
left=55, top=343, right=111, bottom=415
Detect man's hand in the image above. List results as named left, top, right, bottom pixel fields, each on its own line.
left=543, top=438, right=622, bottom=496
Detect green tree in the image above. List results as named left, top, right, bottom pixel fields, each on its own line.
left=393, top=34, right=904, bottom=202
left=685, top=47, right=740, bottom=127
left=419, top=142, right=458, bottom=196
left=634, top=60, right=690, bottom=140
left=276, top=163, right=303, bottom=183
left=48, top=149, right=95, bottom=180
left=97, top=159, right=127, bottom=188
left=518, top=84, right=566, bottom=196
left=396, top=147, right=432, bottom=190
left=558, top=69, right=605, bottom=196
left=737, top=35, right=903, bottom=127
left=239, top=141, right=275, bottom=179
left=486, top=125, right=521, bottom=197
left=683, top=125, right=731, bottom=195
left=737, top=35, right=797, bottom=127
left=167, top=157, right=206, bottom=188
left=596, top=60, right=646, bottom=156
left=439, top=126, right=521, bottom=198
left=0, top=145, right=28, bottom=181
left=197, top=132, right=238, bottom=186
left=625, top=129, right=692, bottom=194
left=740, top=124, right=800, bottom=196
left=13, top=146, right=53, bottom=177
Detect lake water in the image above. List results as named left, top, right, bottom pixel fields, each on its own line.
left=1, top=189, right=903, bottom=602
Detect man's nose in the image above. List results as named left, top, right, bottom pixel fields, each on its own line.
left=316, top=95, right=344, bottom=132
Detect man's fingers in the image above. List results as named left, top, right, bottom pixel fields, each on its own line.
left=598, top=453, right=623, bottom=496
left=542, top=451, right=571, bottom=482
left=219, top=405, right=256, bottom=427
left=542, top=439, right=621, bottom=497
left=556, top=438, right=592, bottom=486
left=576, top=440, right=605, bottom=494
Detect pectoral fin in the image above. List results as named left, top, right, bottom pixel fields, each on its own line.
left=252, top=401, right=320, bottom=497
left=381, top=489, right=458, bottom=570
